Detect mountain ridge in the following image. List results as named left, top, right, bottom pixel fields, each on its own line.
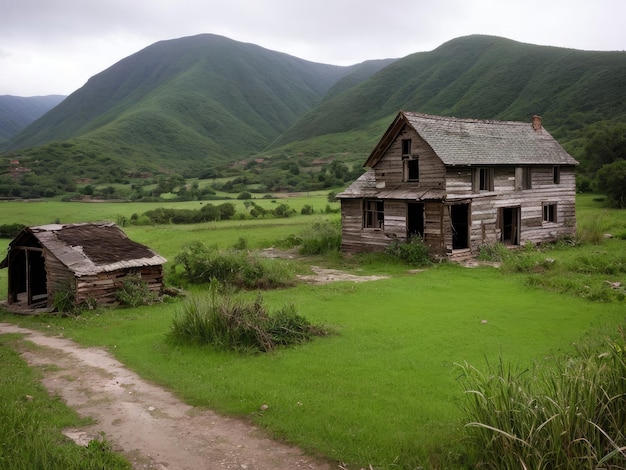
left=1, top=33, right=624, bottom=198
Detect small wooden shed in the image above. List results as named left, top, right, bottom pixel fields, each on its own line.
left=0, top=222, right=166, bottom=312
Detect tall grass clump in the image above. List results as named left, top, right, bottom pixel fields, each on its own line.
left=169, top=283, right=329, bottom=353
left=298, top=218, right=342, bottom=255
left=171, top=241, right=295, bottom=289
left=384, top=236, right=431, bottom=266
left=458, top=325, right=626, bottom=469
left=577, top=213, right=607, bottom=245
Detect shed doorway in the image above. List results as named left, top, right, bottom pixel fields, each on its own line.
left=500, top=207, right=520, bottom=245
left=451, top=204, right=469, bottom=249
left=407, top=203, right=424, bottom=238
left=8, top=248, right=48, bottom=306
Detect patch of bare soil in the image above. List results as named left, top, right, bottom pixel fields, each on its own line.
left=297, top=266, right=389, bottom=284
left=0, top=323, right=336, bottom=470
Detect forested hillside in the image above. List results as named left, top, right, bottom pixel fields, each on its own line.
left=1, top=34, right=624, bottom=200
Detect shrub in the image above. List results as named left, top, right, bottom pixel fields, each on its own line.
left=458, top=325, right=626, bottom=469
left=0, top=223, right=25, bottom=238
left=384, top=236, right=431, bottom=266
left=477, top=242, right=509, bottom=262
left=169, top=284, right=328, bottom=353
left=298, top=219, right=342, bottom=255
left=300, top=204, right=314, bottom=215
left=172, top=242, right=295, bottom=289
left=115, top=274, right=159, bottom=307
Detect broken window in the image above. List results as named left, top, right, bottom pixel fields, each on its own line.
left=543, top=203, right=557, bottom=223
left=553, top=166, right=560, bottom=184
left=363, top=200, right=384, bottom=229
left=404, top=158, right=420, bottom=182
left=401, top=139, right=411, bottom=156
left=474, top=168, right=494, bottom=192
left=515, top=167, right=532, bottom=190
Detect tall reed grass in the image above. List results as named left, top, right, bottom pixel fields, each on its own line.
left=169, top=283, right=328, bottom=353
left=458, top=325, right=626, bottom=469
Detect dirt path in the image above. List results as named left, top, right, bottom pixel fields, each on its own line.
left=0, top=323, right=337, bottom=470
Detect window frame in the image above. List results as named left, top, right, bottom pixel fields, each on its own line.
left=474, top=167, right=494, bottom=192
left=363, top=199, right=384, bottom=229
left=401, top=139, right=411, bottom=156
left=553, top=166, right=561, bottom=184
left=404, top=158, right=420, bottom=182
left=542, top=202, right=557, bottom=223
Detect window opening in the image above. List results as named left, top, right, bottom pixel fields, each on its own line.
left=404, top=158, right=420, bottom=182
left=401, top=139, right=411, bottom=156
left=363, top=200, right=384, bottom=228
left=543, top=203, right=557, bottom=223
left=474, top=168, right=494, bottom=191
left=553, top=166, right=560, bottom=184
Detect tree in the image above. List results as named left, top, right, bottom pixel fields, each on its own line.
left=596, top=160, right=626, bottom=208
left=584, top=123, right=626, bottom=173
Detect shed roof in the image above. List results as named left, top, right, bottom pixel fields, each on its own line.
left=364, top=111, right=578, bottom=168
left=1, top=222, right=166, bottom=276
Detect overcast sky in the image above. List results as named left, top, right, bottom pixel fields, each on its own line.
left=2, top=0, right=625, bottom=96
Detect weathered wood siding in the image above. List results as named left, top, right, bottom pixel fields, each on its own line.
left=43, top=249, right=76, bottom=306
left=42, top=248, right=163, bottom=307
left=374, top=127, right=446, bottom=188
left=340, top=119, right=576, bottom=256
left=74, top=266, right=163, bottom=306
left=446, top=165, right=577, bottom=252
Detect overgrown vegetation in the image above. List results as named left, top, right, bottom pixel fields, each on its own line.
left=115, top=274, right=159, bottom=307
left=384, top=236, right=432, bottom=266
left=171, top=241, right=296, bottom=289
left=0, top=338, right=131, bottom=469
left=169, top=283, right=328, bottom=353
left=458, top=324, right=626, bottom=469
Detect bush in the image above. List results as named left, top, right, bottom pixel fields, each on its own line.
left=0, top=223, right=25, bottom=238
left=300, top=204, right=314, bottom=215
left=115, top=274, right=159, bottom=307
left=298, top=219, right=342, bottom=255
left=172, top=242, right=295, bottom=289
left=169, top=284, right=328, bottom=353
left=384, top=236, right=431, bottom=266
left=458, top=325, right=626, bottom=469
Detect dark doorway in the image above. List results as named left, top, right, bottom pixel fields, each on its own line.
left=407, top=203, right=424, bottom=238
left=8, top=248, right=47, bottom=305
left=501, top=207, right=520, bottom=245
left=451, top=204, right=469, bottom=249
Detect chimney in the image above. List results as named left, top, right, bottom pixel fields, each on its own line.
left=532, top=115, right=542, bottom=131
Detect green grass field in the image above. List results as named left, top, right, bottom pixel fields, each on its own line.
left=1, top=194, right=625, bottom=469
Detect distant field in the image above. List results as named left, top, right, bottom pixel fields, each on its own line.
left=0, top=193, right=625, bottom=468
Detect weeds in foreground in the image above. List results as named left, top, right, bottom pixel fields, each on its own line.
left=458, top=325, right=626, bottom=469
left=169, top=282, right=329, bottom=353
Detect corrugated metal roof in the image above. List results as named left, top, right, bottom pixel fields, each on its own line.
left=366, top=111, right=579, bottom=167
left=6, top=222, right=166, bottom=277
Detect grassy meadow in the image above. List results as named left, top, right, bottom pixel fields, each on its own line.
left=1, top=193, right=625, bottom=469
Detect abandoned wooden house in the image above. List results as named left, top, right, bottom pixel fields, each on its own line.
left=0, top=222, right=166, bottom=313
left=337, top=111, right=578, bottom=257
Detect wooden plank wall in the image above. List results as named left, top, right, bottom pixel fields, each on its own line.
left=446, top=165, right=577, bottom=251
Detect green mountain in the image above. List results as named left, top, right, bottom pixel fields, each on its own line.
left=1, top=34, right=624, bottom=199
left=273, top=35, right=626, bottom=152
left=2, top=34, right=373, bottom=173
left=0, top=95, right=65, bottom=142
